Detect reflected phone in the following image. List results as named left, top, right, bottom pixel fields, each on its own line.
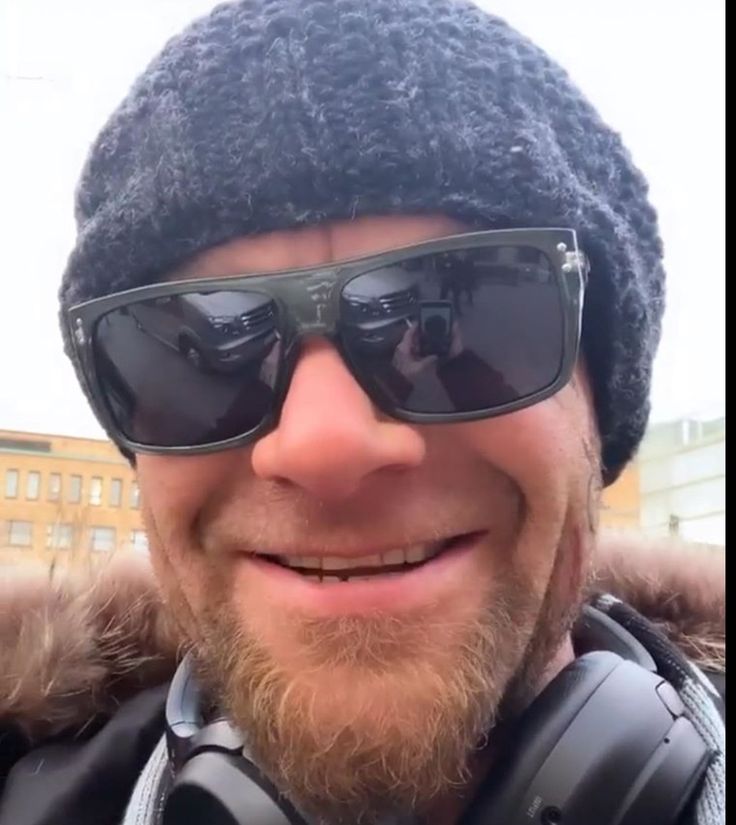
left=418, top=301, right=453, bottom=356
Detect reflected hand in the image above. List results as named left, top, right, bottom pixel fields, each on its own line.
left=258, top=340, right=280, bottom=385
left=391, top=322, right=437, bottom=377
left=448, top=321, right=464, bottom=359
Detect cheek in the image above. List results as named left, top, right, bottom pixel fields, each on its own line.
left=453, top=390, right=597, bottom=588
left=136, top=451, right=246, bottom=609
left=456, top=391, right=595, bottom=501
left=137, top=450, right=246, bottom=523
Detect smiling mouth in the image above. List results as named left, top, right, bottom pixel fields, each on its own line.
left=254, top=533, right=478, bottom=583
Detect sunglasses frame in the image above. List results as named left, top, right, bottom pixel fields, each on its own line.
left=67, top=227, right=588, bottom=456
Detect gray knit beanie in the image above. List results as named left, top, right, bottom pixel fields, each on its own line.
left=59, top=0, right=665, bottom=484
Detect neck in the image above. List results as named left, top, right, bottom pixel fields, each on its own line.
left=429, top=634, right=576, bottom=825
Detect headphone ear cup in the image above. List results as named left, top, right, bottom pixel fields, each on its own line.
left=164, top=655, right=310, bottom=825
left=163, top=750, right=308, bottom=825
left=460, top=651, right=710, bottom=825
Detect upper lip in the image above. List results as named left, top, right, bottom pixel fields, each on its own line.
left=245, top=530, right=483, bottom=560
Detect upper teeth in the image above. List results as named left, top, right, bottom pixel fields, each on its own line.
left=278, top=543, right=444, bottom=572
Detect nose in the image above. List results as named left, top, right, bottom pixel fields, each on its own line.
left=251, top=339, right=426, bottom=500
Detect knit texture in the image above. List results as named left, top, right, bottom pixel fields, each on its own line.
left=58, top=0, right=665, bottom=481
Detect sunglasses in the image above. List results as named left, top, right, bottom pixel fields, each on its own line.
left=68, top=228, right=587, bottom=455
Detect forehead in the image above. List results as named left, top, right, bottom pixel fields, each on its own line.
left=172, top=215, right=470, bottom=280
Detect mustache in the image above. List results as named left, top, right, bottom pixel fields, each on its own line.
left=178, top=453, right=523, bottom=559
left=197, top=509, right=517, bottom=561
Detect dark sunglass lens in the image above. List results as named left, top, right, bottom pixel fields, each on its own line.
left=92, top=290, right=282, bottom=446
left=340, top=245, right=564, bottom=414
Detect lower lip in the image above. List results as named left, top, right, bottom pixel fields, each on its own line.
left=237, top=533, right=485, bottom=616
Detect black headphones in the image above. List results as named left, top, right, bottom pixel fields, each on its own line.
left=162, top=606, right=712, bottom=825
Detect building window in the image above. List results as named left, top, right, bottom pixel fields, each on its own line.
left=8, top=520, right=33, bottom=547
left=5, top=469, right=19, bottom=499
left=90, top=477, right=103, bottom=506
left=130, top=530, right=149, bottom=554
left=89, top=526, right=116, bottom=552
left=48, top=473, right=62, bottom=502
left=130, top=482, right=141, bottom=509
left=47, top=523, right=73, bottom=549
left=69, top=475, right=82, bottom=504
left=109, top=478, right=122, bottom=507
left=26, top=471, right=41, bottom=501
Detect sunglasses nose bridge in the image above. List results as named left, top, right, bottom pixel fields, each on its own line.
left=279, top=269, right=343, bottom=340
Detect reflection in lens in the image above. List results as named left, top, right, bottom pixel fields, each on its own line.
left=340, top=246, right=564, bottom=414
left=93, top=290, right=281, bottom=446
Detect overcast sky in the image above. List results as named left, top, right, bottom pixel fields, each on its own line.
left=0, top=0, right=724, bottom=439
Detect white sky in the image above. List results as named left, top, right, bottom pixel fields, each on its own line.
left=0, top=0, right=725, bottom=439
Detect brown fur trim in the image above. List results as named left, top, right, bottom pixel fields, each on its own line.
left=0, top=556, right=181, bottom=743
left=0, top=533, right=725, bottom=743
left=590, top=530, right=725, bottom=672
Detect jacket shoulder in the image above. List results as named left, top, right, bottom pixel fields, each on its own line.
left=0, top=683, right=168, bottom=825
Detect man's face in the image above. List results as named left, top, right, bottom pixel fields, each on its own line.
left=138, top=215, right=601, bottom=822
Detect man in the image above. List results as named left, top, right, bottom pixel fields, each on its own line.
left=0, top=1, right=725, bottom=824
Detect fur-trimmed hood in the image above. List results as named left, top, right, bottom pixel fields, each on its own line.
left=0, top=532, right=724, bottom=746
